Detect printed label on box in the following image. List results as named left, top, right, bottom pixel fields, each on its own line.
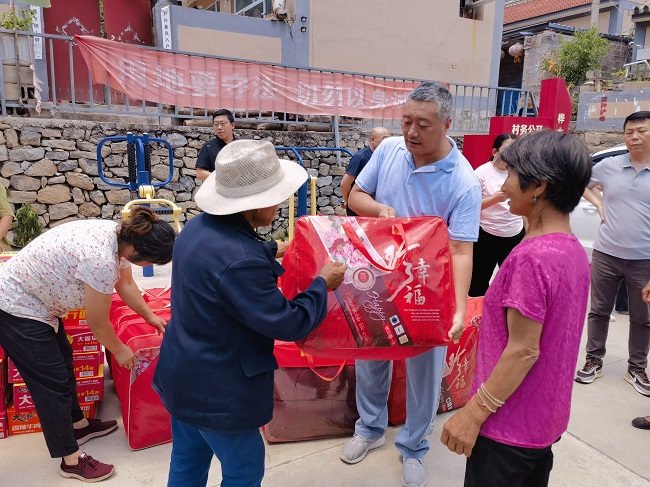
left=80, top=401, right=97, bottom=419
left=65, top=325, right=99, bottom=353
left=13, top=383, right=35, bottom=412
left=73, top=352, right=101, bottom=379
left=0, top=411, right=6, bottom=439
left=76, top=365, right=104, bottom=403
left=7, top=404, right=42, bottom=436
left=8, top=358, right=23, bottom=383
left=63, top=308, right=88, bottom=326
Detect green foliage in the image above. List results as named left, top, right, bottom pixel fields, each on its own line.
left=12, top=203, right=42, bottom=248
left=542, top=27, right=610, bottom=89
left=0, top=8, right=35, bottom=31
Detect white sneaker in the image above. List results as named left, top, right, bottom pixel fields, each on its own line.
left=610, top=314, right=616, bottom=322
left=402, top=457, right=427, bottom=487
left=339, top=434, right=385, bottom=464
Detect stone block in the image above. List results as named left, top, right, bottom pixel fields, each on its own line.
left=89, top=190, right=106, bottom=205
left=48, top=176, right=65, bottom=184
left=37, top=185, right=71, bottom=204
left=316, top=176, right=332, bottom=188
left=45, top=151, right=69, bottom=161
left=42, top=139, right=76, bottom=150
left=20, top=130, right=41, bottom=146
left=49, top=202, right=78, bottom=220
left=0, top=145, right=7, bottom=162
left=331, top=166, right=346, bottom=176
left=72, top=187, right=85, bottom=204
left=42, top=128, right=62, bottom=137
left=1, top=161, right=23, bottom=177
left=103, top=155, right=124, bottom=168
left=77, top=159, right=99, bottom=177
left=105, top=189, right=131, bottom=205
left=101, top=204, right=115, bottom=219
left=62, top=128, right=85, bottom=140
left=10, top=175, right=41, bottom=191
left=57, top=160, right=78, bottom=172
left=9, top=190, right=36, bottom=203
left=4, top=129, right=18, bottom=148
left=66, top=172, right=94, bottom=191
left=9, top=147, right=45, bottom=162
left=24, top=159, right=57, bottom=177
left=79, top=202, right=101, bottom=217
left=69, top=151, right=95, bottom=160
left=164, top=133, right=188, bottom=149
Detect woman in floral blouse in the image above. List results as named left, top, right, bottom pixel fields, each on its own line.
left=0, top=207, right=176, bottom=482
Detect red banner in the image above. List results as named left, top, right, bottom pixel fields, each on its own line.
left=74, top=35, right=420, bottom=119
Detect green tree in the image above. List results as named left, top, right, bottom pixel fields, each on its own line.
left=11, top=203, right=42, bottom=247
left=543, top=27, right=610, bottom=89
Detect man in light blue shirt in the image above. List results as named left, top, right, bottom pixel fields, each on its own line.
left=575, top=111, right=650, bottom=397
left=342, top=82, right=481, bottom=487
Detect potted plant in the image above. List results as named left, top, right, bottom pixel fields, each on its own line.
left=11, top=203, right=42, bottom=248
left=0, top=7, right=34, bottom=67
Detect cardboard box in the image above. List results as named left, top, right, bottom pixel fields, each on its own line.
left=0, top=359, right=10, bottom=409
left=0, top=410, right=6, bottom=439
left=13, top=383, right=34, bottom=412
left=8, top=358, right=22, bottom=384
left=62, top=308, right=88, bottom=327
left=7, top=404, right=41, bottom=436
left=65, top=324, right=99, bottom=353
left=0, top=345, right=5, bottom=360
left=73, top=351, right=101, bottom=379
left=76, top=365, right=104, bottom=403
left=80, top=401, right=98, bottom=419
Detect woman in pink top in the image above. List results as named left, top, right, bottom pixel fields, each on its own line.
left=441, top=131, right=592, bottom=486
left=469, top=133, right=524, bottom=297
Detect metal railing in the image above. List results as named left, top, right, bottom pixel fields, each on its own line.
left=0, top=29, right=534, bottom=136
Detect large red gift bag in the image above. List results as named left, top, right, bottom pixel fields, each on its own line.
left=282, top=216, right=455, bottom=360
left=262, top=341, right=358, bottom=443
left=110, top=287, right=172, bottom=450
left=387, top=297, right=483, bottom=425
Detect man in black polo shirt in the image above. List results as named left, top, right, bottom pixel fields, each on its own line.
left=340, top=126, right=390, bottom=216
left=196, top=109, right=236, bottom=182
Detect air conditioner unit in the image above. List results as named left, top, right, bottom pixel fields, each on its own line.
left=636, top=48, right=650, bottom=61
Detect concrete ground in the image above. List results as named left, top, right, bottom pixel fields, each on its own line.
left=0, top=263, right=649, bottom=486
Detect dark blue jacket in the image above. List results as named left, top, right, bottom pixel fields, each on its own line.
left=153, top=212, right=328, bottom=431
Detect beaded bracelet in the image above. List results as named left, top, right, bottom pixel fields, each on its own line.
left=480, top=383, right=505, bottom=408
left=475, top=389, right=497, bottom=414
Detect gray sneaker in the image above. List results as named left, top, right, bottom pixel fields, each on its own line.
left=625, top=368, right=650, bottom=396
left=574, top=359, right=603, bottom=384
left=402, top=457, right=427, bottom=487
left=340, top=434, right=385, bottom=464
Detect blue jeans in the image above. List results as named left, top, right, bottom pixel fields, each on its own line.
left=354, top=346, right=447, bottom=460
left=168, top=417, right=264, bottom=487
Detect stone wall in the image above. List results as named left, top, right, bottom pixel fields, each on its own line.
left=0, top=117, right=392, bottom=243
left=572, top=129, right=624, bottom=154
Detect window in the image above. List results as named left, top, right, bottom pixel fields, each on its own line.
left=235, top=0, right=272, bottom=17
left=459, top=0, right=483, bottom=20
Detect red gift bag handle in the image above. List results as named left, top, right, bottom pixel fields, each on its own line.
left=341, top=221, right=407, bottom=272
left=305, top=353, right=346, bottom=382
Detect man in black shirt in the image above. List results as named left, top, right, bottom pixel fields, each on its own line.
left=340, top=126, right=390, bottom=216
left=196, top=109, right=236, bottom=181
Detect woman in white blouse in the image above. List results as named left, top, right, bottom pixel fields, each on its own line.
left=469, top=133, right=525, bottom=297
left=0, top=207, right=175, bottom=482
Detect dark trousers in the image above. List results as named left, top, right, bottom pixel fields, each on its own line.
left=0, top=308, right=84, bottom=458
left=469, top=227, right=525, bottom=297
left=586, top=250, right=650, bottom=370
left=616, top=281, right=628, bottom=312
left=465, top=435, right=554, bottom=487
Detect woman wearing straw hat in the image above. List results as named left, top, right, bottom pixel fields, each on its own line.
left=153, top=139, right=347, bottom=487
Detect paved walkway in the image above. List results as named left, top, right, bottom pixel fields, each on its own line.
left=0, top=263, right=649, bottom=486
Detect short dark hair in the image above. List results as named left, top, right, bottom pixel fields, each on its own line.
left=492, top=132, right=516, bottom=151
left=499, top=130, right=591, bottom=214
left=212, top=109, right=234, bottom=123
left=117, top=206, right=177, bottom=265
left=624, top=111, right=650, bottom=129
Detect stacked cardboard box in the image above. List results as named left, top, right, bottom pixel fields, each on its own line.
left=4, top=309, right=105, bottom=437
left=0, top=348, right=8, bottom=439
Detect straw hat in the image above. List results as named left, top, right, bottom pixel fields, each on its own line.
left=195, top=139, right=308, bottom=215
